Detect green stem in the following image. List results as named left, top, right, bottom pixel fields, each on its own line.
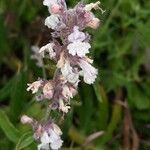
left=100, top=102, right=122, bottom=144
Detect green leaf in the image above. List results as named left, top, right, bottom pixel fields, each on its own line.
left=93, top=83, right=109, bottom=130
left=10, top=71, right=27, bottom=122
left=100, top=103, right=122, bottom=144
left=0, top=77, right=14, bottom=101
left=15, top=132, right=34, bottom=150
left=127, top=83, right=150, bottom=110
left=78, top=83, right=94, bottom=133
left=0, top=110, right=20, bottom=143
left=0, top=16, right=10, bottom=57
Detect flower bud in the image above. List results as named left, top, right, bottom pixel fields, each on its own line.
left=43, top=82, right=53, bottom=99
left=49, top=4, right=61, bottom=14
left=87, top=18, right=100, bottom=29
left=21, top=115, right=33, bottom=124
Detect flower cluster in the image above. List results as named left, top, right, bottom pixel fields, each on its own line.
left=22, top=0, right=104, bottom=149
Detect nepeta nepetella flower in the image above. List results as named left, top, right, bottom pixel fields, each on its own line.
left=22, top=1, right=104, bottom=149
left=67, top=26, right=91, bottom=57
left=38, top=123, right=63, bottom=150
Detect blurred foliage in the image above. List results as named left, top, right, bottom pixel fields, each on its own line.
left=0, top=0, right=150, bottom=150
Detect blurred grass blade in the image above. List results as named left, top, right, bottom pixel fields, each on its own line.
left=78, top=83, right=94, bottom=132
left=93, top=83, right=109, bottom=130
left=10, top=71, right=27, bottom=122
left=100, top=103, right=122, bottom=144
left=93, top=82, right=102, bottom=102
left=0, top=110, right=20, bottom=143
left=15, top=132, right=34, bottom=150
left=0, top=77, right=14, bottom=101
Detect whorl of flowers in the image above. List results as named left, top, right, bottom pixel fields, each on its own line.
left=21, top=0, right=105, bottom=150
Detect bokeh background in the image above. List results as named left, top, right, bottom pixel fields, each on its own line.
left=0, top=0, right=150, bottom=149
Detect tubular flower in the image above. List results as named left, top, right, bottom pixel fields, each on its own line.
left=27, top=80, right=43, bottom=94
left=78, top=59, right=98, bottom=84
left=45, top=15, right=60, bottom=29
left=67, top=26, right=91, bottom=57
left=38, top=123, right=63, bottom=150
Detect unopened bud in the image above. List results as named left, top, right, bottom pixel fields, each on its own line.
left=49, top=4, right=61, bottom=14
left=87, top=18, right=100, bottom=29
left=21, top=115, right=33, bottom=124
left=43, top=82, right=53, bottom=99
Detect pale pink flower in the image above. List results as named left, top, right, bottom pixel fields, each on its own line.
left=87, top=17, right=100, bottom=29
left=21, top=115, right=33, bottom=124
left=43, top=82, right=54, bottom=99
left=27, top=80, right=43, bottom=94
left=38, top=123, right=63, bottom=150
left=49, top=4, right=61, bottom=14
left=62, top=85, right=74, bottom=99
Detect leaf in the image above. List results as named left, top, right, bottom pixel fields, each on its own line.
left=137, top=22, right=150, bottom=48
left=100, top=103, right=122, bottom=144
left=0, top=76, right=15, bottom=101
left=0, top=16, right=10, bottom=57
left=127, top=83, right=150, bottom=110
left=78, top=83, right=94, bottom=132
left=0, top=110, right=20, bottom=143
left=10, top=71, right=27, bottom=122
left=15, top=132, right=34, bottom=150
left=93, top=83, right=109, bottom=130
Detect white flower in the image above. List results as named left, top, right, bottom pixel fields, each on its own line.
left=27, top=80, right=43, bottom=94
left=78, top=59, right=98, bottom=84
left=61, top=61, right=79, bottom=85
left=59, top=99, right=71, bottom=113
left=67, top=41, right=91, bottom=57
left=43, top=0, right=58, bottom=7
left=45, top=15, right=59, bottom=29
left=68, top=26, right=86, bottom=43
left=39, top=43, right=56, bottom=59
left=84, top=1, right=105, bottom=14
left=31, top=46, right=44, bottom=67
left=67, top=26, right=91, bottom=57
left=84, top=1, right=100, bottom=11
left=38, top=123, right=63, bottom=150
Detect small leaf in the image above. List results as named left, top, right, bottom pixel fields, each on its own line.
left=15, top=132, right=34, bottom=150
left=10, top=71, right=27, bottom=122
left=93, top=83, right=109, bottom=130
left=127, top=83, right=150, bottom=110
left=0, top=77, right=13, bottom=101
left=0, top=110, right=20, bottom=143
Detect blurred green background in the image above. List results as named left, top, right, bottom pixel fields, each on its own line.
left=0, top=0, right=150, bottom=149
